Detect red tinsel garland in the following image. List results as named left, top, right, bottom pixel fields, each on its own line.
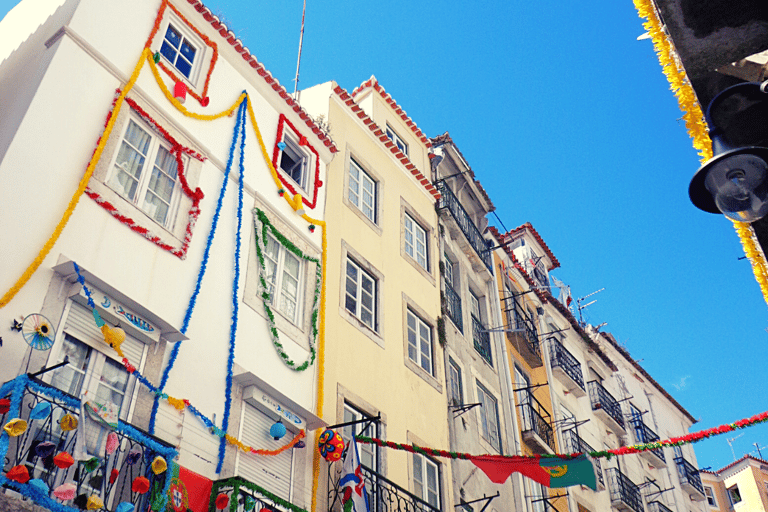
left=271, top=113, right=322, bottom=209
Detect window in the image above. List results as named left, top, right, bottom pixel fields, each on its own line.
left=704, top=486, right=717, bottom=507
left=515, top=366, right=533, bottom=430
left=385, top=125, right=408, bottom=156
left=728, top=485, right=741, bottom=505
left=443, top=253, right=455, bottom=288
left=477, top=382, right=501, bottom=452
left=529, top=481, right=548, bottom=512
left=239, top=404, right=294, bottom=500
left=106, top=118, right=183, bottom=228
left=262, top=234, right=303, bottom=323
left=345, top=258, right=376, bottom=330
left=413, top=453, right=439, bottom=509
left=278, top=135, right=311, bottom=192
left=349, top=159, right=376, bottom=223
left=159, top=23, right=197, bottom=79
left=342, top=404, right=378, bottom=471
left=407, top=310, right=433, bottom=375
left=404, top=214, right=428, bottom=269
left=447, top=358, right=463, bottom=406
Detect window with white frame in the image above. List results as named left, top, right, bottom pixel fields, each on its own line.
left=447, top=358, right=462, bottom=406
left=704, top=486, right=717, bottom=507
left=404, top=213, right=428, bottom=270
left=728, top=484, right=741, bottom=505
left=413, top=452, right=439, bottom=509
left=345, top=257, right=376, bottom=330
left=385, top=125, right=409, bottom=157
left=348, top=158, right=376, bottom=223
left=476, top=382, right=501, bottom=452
left=159, top=23, right=199, bottom=80
left=407, top=309, right=432, bottom=375
left=278, top=135, right=311, bottom=192
left=342, top=404, right=378, bottom=471
left=107, top=118, right=184, bottom=228
left=263, top=234, right=303, bottom=324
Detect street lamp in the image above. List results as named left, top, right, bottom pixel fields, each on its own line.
left=689, top=81, right=768, bottom=222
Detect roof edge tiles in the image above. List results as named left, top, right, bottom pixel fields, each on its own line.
left=352, top=75, right=431, bottom=149
left=185, top=0, right=337, bottom=153
left=429, top=132, right=495, bottom=212
left=507, top=223, right=560, bottom=271
left=715, top=454, right=768, bottom=475
left=332, top=84, right=440, bottom=201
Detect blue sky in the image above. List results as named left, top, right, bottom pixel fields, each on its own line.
left=3, top=0, right=766, bottom=471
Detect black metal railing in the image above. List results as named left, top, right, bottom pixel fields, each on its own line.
left=443, top=282, right=463, bottom=333
left=607, top=468, right=643, bottom=512
left=630, top=418, right=665, bottom=462
left=508, top=298, right=541, bottom=362
left=0, top=374, right=177, bottom=512
left=675, top=456, right=704, bottom=495
left=471, top=315, right=492, bottom=366
left=587, top=381, right=624, bottom=429
left=561, top=429, right=603, bottom=488
left=212, top=476, right=306, bottom=512
left=518, top=394, right=555, bottom=452
left=648, top=501, right=673, bottom=512
left=435, top=180, right=493, bottom=272
left=548, top=337, right=585, bottom=392
left=329, top=463, right=439, bottom=512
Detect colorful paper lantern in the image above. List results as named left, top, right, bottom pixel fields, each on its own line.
left=86, top=495, right=104, bottom=510
left=318, top=429, right=345, bottom=462
left=215, top=494, right=229, bottom=510
left=6, top=465, right=30, bottom=483
left=116, top=503, right=135, bottom=512
left=83, top=457, right=100, bottom=473
left=174, top=81, right=187, bottom=104
left=126, top=446, right=143, bottom=465
left=131, top=476, right=150, bottom=494
left=0, top=398, right=10, bottom=413
left=101, top=324, right=125, bottom=352
left=29, top=401, right=51, bottom=420
left=151, top=455, right=167, bottom=474
left=269, top=420, right=286, bottom=441
left=105, top=431, right=119, bottom=455
left=109, top=469, right=119, bottom=484
left=59, top=414, right=78, bottom=431
left=53, top=483, right=76, bottom=500
left=28, top=478, right=49, bottom=495
left=4, top=418, right=27, bottom=436
left=54, top=452, right=74, bottom=469
left=35, top=441, right=56, bottom=459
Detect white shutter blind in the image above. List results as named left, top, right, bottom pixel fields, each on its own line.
left=64, top=303, right=145, bottom=365
left=237, top=404, right=294, bottom=500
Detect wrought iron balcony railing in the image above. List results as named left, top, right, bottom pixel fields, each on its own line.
left=0, top=374, right=177, bottom=512
left=508, top=297, right=541, bottom=365
left=548, top=337, right=585, bottom=392
left=435, top=180, right=493, bottom=272
left=518, top=393, right=555, bottom=452
left=648, top=501, right=673, bottom=512
left=212, top=475, right=307, bottom=512
left=587, top=381, right=624, bottom=430
left=471, top=315, right=492, bottom=366
left=329, top=463, right=439, bottom=512
left=607, top=468, right=644, bottom=512
left=630, top=418, right=665, bottom=462
left=561, top=429, right=603, bottom=488
left=443, top=281, right=463, bottom=333
left=675, top=456, right=704, bottom=496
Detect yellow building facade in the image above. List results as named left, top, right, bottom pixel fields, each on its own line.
left=702, top=455, right=768, bottom=511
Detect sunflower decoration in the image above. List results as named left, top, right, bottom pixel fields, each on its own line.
left=21, top=314, right=56, bottom=351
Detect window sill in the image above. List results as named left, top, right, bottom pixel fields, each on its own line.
left=339, top=307, right=384, bottom=350
left=404, top=356, right=443, bottom=394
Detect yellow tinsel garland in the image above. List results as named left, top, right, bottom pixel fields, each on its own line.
left=633, top=0, right=768, bottom=306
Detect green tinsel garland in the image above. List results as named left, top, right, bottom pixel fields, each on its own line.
left=253, top=208, right=321, bottom=371
left=212, top=476, right=308, bottom=512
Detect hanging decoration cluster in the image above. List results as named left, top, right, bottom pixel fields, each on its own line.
left=633, top=0, right=768, bottom=307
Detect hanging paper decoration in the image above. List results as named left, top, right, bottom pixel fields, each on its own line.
left=59, top=414, right=78, bottom=431
left=29, top=401, right=51, bottom=420
left=174, top=81, right=187, bottom=103
left=28, top=478, right=49, bottom=495
left=318, top=429, right=345, bottom=462
left=101, top=324, right=126, bottom=352
left=109, top=469, right=119, bottom=484
left=4, top=418, right=27, bottom=436
left=243, top=495, right=256, bottom=511
left=21, top=313, right=56, bottom=351
left=0, top=398, right=10, bottom=413
left=86, top=495, right=104, bottom=510
left=116, top=502, right=135, bottom=512
left=132, top=476, right=150, bottom=494
left=34, top=441, right=56, bottom=459
left=215, top=494, right=229, bottom=510
left=270, top=421, right=286, bottom=441
left=151, top=455, right=167, bottom=474
left=83, top=457, right=100, bottom=473
left=126, top=446, right=143, bottom=465
left=54, top=452, right=75, bottom=469
left=277, top=141, right=286, bottom=151
left=53, top=483, right=77, bottom=500
left=105, top=431, right=119, bottom=455
left=5, top=465, right=30, bottom=483
left=74, top=495, right=88, bottom=510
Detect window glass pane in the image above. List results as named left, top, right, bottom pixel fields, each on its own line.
left=50, top=335, right=91, bottom=397
left=280, top=141, right=306, bottom=188
left=175, top=57, right=192, bottom=78
left=361, top=173, right=375, bottom=221
left=348, top=162, right=361, bottom=207
left=95, top=358, right=130, bottom=411
left=413, top=454, right=423, bottom=498
left=426, top=461, right=438, bottom=507
left=179, top=39, right=196, bottom=63
left=164, top=25, right=182, bottom=49
left=160, top=41, right=177, bottom=63
left=109, top=121, right=151, bottom=202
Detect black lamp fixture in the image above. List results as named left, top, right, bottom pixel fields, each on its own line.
left=689, top=81, right=768, bottom=222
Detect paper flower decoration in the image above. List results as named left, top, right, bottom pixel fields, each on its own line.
left=215, top=494, right=229, bottom=510
left=22, top=314, right=56, bottom=351
left=35, top=441, right=56, bottom=459
left=4, top=418, right=27, bottom=437
left=151, top=455, right=167, bottom=474
left=277, top=141, right=287, bottom=151
left=132, top=476, right=150, bottom=494
left=6, top=465, right=30, bottom=483
left=270, top=421, right=286, bottom=440
left=29, top=401, right=51, bottom=420
left=83, top=457, right=100, bottom=473
left=53, top=483, right=76, bottom=500
left=59, top=414, right=78, bottom=431
left=54, top=452, right=74, bottom=469
left=109, top=469, right=119, bottom=484
left=87, top=495, right=104, bottom=510
left=28, top=478, right=49, bottom=495
left=101, top=324, right=125, bottom=352
left=0, top=398, right=10, bottom=413
left=126, top=446, right=143, bottom=465
left=116, top=503, right=135, bottom=512
left=318, top=429, right=345, bottom=461
left=105, top=432, right=119, bottom=455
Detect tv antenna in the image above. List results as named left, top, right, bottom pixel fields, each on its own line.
left=727, top=434, right=744, bottom=461
left=292, top=0, right=307, bottom=98
left=576, top=288, right=604, bottom=326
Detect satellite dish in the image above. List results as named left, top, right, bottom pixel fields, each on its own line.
left=21, top=314, right=56, bottom=351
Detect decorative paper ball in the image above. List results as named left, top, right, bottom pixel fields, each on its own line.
left=270, top=421, right=287, bottom=440
left=131, top=476, right=150, bottom=494
left=215, top=494, right=229, bottom=510
left=151, top=455, right=167, bottom=474
left=4, top=418, right=28, bottom=437
left=105, top=432, right=119, bottom=455
left=28, top=478, right=49, bottom=495
left=59, top=414, right=78, bottom=431
left=6, top=465, right=30, bottom=483
left=53, top=483, right=76, bottom=500
left=54, top=452, right=74, bottom=469
left=318, top=429, right=345, bottom=461
left=86, top=495, right=104, bottom=510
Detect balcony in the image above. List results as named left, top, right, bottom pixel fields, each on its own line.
left=0, top=374, right=177, bottom=512
left=630, top=419, right=666, bottom=467
left=329, top=464, right=439, bottom=512
left=213, top=475, right=307, bottom=512
left=436, top=180, right=493, bottom=273
left=675, top=456, right=706, bottom=501
left=648, top=501, right=673, bottom=512
left=548, top=338, right=586, bottom=397
left=561, top=429, right=604, bottom=490
left=587, top=381, right=625, bottom=433
left=518, top=394, right=555, bottom=453
left=607, top=468, right=643, bottom=512
left=471, top=315, right=492, bottom=366
left=443, top=281, right=463, bottom=333
left=507, top=298, right=542, bottom=368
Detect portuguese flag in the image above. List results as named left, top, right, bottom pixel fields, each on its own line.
left=471, top=454, right=597, bottom=490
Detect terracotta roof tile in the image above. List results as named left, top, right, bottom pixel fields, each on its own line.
left=507, top=223, right=560, bottom=270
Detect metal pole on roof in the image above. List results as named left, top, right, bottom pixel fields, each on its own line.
left=293, top=0, right=307, bottom=99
